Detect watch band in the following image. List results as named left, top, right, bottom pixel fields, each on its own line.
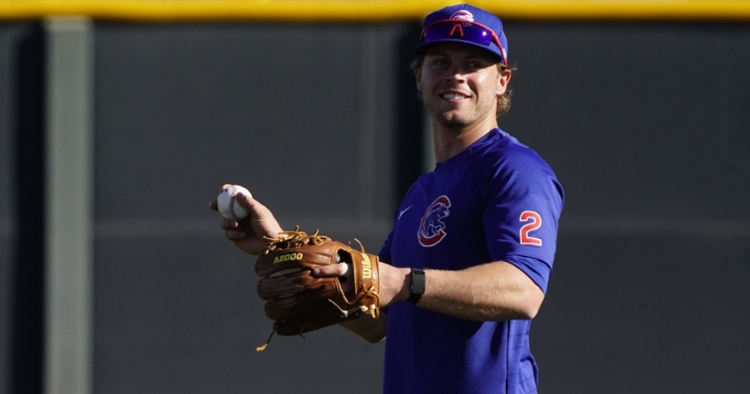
left=407, top=268, right=425, bottom=304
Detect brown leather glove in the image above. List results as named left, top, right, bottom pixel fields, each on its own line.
left=254, top=228, right=380, bottom=351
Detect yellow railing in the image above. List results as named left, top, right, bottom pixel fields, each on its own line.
left=1, top=0, right=749, bottom=22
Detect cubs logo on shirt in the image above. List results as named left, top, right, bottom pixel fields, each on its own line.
left=418, top=195, right=451, bottom=247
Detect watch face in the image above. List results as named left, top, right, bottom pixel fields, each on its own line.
left=408, top=269, right=426, bottom=303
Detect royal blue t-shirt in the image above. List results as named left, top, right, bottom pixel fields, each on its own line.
left=379, top=129, right=564, bottom=394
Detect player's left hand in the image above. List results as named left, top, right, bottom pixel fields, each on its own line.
left=312, top=263, right=354, bottom=295
left=313, top=260, right=410, bottom=308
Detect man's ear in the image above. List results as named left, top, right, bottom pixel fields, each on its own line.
left=496, top=67, right=511, bottom=96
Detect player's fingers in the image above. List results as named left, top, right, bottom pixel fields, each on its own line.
left=220, top=217, right=239, bottom=229
left=209, top=200, right=218, bottom=211
left=235, top=191, right=262, bottom=214
left=223, top=229, right=245, bottom=240
left=236, top=192, right=276, bottom=217
left=339, top=262, right=350, bottom=277
left=234, top=191, right=252, bottom=209
left=312, top=263, right=349, bottom=278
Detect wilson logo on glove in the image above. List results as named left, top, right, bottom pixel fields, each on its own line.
left=361, top=253, right=372, bottom=279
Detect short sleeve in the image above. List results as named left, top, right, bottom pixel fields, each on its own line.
left=481, top=148, right=564, bottom=293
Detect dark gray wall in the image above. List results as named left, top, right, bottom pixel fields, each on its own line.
left=92, top=22, right=407, bottom=394
left=1, top=20, right=749, bottom=394
left=501, top=23, right=750, bottom=393
left=0, top=24, right=17, bottom=394
left=1, top=23, right=46, bottom=394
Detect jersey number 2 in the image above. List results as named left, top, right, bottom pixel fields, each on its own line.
left=519, top=211, right=542, bottom=246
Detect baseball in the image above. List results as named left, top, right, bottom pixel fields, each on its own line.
left=217, top=185, right=251, bottom=220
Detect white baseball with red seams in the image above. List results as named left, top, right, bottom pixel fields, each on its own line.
left=217, top=185, right=251, bottom=220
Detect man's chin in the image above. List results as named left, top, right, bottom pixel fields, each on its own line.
left=435, top=113, right=469, bottom=127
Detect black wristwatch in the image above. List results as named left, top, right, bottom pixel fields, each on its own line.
left=407, top=268, right=425, bottom=304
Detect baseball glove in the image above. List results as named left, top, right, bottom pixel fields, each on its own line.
left=254, top=227, right=380, bottom=351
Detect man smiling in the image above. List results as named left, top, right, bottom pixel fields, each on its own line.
left=365, top=5, right=565, bottom=393
left=214, top=3, right=564, bottom=393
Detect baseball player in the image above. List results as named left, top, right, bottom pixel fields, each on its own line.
left=213, top=3, right=563, bottom=393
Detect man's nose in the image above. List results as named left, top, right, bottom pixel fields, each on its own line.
left=445, top=65, right=466, bottom=83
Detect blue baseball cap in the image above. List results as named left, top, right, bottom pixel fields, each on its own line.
left=415, top=3, right=508, bottom=65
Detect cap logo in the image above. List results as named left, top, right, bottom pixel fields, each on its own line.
left=450, top=10, right=474, bottom=22
left=448, top=10, right=474, bottom=38
left=449, top=24, right=464, bottom=37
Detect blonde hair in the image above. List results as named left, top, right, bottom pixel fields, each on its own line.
left=495, top=63, right=514, bottom=117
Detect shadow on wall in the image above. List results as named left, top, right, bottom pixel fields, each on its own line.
left=11, top=23, right=45, bottom=394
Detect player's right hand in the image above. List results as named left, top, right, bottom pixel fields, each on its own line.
left=209, top=184, right=283, bottom=255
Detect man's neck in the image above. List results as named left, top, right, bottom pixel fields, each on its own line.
left=432, top=118, right=498, bottom=163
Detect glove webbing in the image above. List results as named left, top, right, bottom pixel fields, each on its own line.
left=262, top=227, right=331, bottom=253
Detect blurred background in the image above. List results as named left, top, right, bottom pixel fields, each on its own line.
left=1, top=1, right=749, bottom=393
